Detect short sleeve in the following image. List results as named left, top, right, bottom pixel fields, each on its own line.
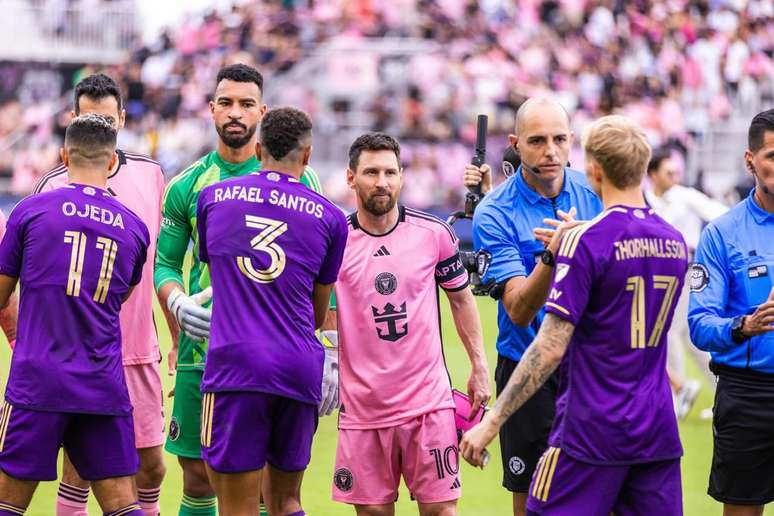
left=472, top=204, right=526, bottom=284
left=196, top=189, right=210, bottom=264
left=435, top=222, right=469, bottom=291
left=544, top=227, right=595, bottom=325
left=317, top=209, right=348, bottom=285
left=0, top=204, right=26, bottom=278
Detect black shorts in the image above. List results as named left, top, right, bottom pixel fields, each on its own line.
left=709, top=363, right=774, bottom=505
left=495, top=354, right=558, bottom=493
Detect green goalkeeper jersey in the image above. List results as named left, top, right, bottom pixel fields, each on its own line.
left=154, top=150, right=323, bottom=371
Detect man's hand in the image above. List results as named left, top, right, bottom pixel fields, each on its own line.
left=467, top=363, right=491, bottom=420
left=463, top=164, right=493, bottom=195
left=167, top=287, right=212, bottom=342
left=742, top=287, right=774, bottom=337
left=460, top=415, right=499, bottom=468
left=533, top=208, right=583, bottom=252
left=319, top=343, right=340, bottom=416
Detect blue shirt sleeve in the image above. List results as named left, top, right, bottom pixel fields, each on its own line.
left=688, top=223, right=735, bottom=352
left=472, top=204, right=526, bottom=284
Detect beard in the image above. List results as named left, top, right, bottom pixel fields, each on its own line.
left=216, top=121, right=257, bottom=149
left=361, top=189, right=397, bottom=216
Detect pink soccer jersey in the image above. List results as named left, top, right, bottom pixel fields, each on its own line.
left=336, top=206, right=469, bottom=429
left=33, top=149, right=164, bottom=364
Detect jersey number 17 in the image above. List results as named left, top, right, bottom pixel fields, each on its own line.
left=64, top=230, right=118, bottom=303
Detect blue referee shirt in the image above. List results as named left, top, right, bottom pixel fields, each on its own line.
left=472, top=166, right=602, bottom=362
left=689, top=188, right=774, bottom=372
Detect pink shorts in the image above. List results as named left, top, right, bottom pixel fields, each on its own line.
left=124, top=362, right=165, bottom=449
left=332, top=409, right=460, bottom=505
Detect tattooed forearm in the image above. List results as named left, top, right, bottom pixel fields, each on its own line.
left=0, top=291, right=17, bottom=342
left=490, top=313, right=574, bottom=424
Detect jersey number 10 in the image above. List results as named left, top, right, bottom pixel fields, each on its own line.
left=625, top=275, right=679, bottom=349
left=63, top=230, right=118, bottom=304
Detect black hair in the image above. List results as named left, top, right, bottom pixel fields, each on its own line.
left=74, top=73, right=122, bottom=114
left=259, top=107, right=312, bottom=161
left=64, top=113, right=117, bottom=166
left=749, top=108, right=774, bottom=152
left=216, top=63, right=264, bottom=94
left=348, top=132, right=401, bottom=170
left=647, top=148, right=672, bottom=174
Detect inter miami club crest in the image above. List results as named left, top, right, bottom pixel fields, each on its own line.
left=374, top=272, right=397, bottom=295
left=334, top=468, right=353, bottom=492
left=169, top=416, right=180, bottom=441
left=372, top=302, right=408, bottom=342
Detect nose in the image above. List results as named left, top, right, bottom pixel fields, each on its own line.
left=228, top=104, right=243, bottom=119
left=375, top=171, right=389, bottom=188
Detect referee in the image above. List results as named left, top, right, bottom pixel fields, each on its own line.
left=467, top=97, right=602, bottom=516
left=688, top=108, right=774, bottom=515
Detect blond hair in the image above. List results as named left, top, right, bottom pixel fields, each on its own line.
left=582, top=115, right=651, bottom=189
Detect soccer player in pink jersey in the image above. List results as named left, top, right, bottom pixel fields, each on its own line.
left=332, top=133, right=491, bottom=515
left=33, top=74, right=167, bottom=516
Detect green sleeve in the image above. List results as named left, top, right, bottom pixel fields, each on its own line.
left=300, top=165, right=323, bottom=194
left=154, top=177, right=192, bottom=292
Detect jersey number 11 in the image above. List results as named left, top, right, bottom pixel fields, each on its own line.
left=64, top=230, right=118, bottom=303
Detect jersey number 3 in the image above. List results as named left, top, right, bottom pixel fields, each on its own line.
left=64, top=231, right=119, bottom=304
left=625, top=275, right=679, bottom=349
left=237, top=215, right=288, bottom=283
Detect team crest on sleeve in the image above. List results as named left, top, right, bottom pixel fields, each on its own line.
left=374, top=272, right=398, bottom=295
left=169, top=416, right=180, bottom=441
left=554, top=263, right=570, bottom=283
left=689, top=263, right=710, bottom=292
left=334, top=468, right=353, bottom=492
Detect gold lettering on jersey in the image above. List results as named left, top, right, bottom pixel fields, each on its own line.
left=268, top=190, right=324, bottom=219
left=613, top=238, right=686, bottom=261
left=61, top=201, right=124, bottom=229
left=549, top=288, right=562, bottom=301
left=214, top=185, right=266, bottom=204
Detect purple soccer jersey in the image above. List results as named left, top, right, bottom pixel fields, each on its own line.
left=197, top=171, right=348, bottom=404
left=0, top=183, right=149, bottom=416
left=544, top=206, right=688, bottom=465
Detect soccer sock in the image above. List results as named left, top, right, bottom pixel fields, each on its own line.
left=179, top=495, right=216, bottom=515
left=57, top=482, right=89, bottom=516
left=259, top=500, right=268, bottom=516
left=103, top=502, right=142, bottom=516
left=137, top=487, right=161, bottom=516
left=0, top=500, right=26, bottom=515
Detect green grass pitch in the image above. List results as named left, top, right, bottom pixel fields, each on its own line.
left=0, top=296, right=721, bottom=514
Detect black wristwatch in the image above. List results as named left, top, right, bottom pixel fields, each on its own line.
left=731, top=315, right=749, bottom=344
left=540, top=249, right=556, bottom=268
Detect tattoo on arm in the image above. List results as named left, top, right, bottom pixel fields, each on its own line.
left=493, top=313, right=574, bottom=422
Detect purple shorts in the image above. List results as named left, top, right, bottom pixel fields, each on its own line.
left=0, top=402, right=138, bottom=481
left=526, top=447, right=682, bottom=516
left=201, top=391, right=318, bottom=474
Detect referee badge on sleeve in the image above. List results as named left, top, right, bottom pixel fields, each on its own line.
left=689, top=263, right=710, bottom=292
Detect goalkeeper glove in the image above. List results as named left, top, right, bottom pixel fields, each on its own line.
left=319, top=343, right=340, bottom=416
left=168, top=287, right=212, bottom=342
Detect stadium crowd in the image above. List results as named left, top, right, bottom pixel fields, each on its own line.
left=0, top=0, right=772, bottom=208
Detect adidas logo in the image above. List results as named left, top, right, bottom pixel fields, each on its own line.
left=373, top=246, right=390, bottom=257
left=450, top=477, right=461, bottom=490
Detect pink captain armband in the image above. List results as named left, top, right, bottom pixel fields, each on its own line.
left=453, top=388, right=487, bottom=442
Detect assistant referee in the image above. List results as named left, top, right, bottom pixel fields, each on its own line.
left=688, top=108, right=774, bottom=515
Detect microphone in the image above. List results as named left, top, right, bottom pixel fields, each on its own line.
left=522, top=161, right=542, bottom=175
left=464, top=115, right=488, bottom=218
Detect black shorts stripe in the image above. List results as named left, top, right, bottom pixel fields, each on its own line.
left=404, top=208, right=456, bottom=242
left=33, top=165, right=67, bottom=194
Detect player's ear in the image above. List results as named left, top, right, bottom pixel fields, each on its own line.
left=209, top=99, right=215, bottom=117
left=508, top=133, right=517, bottom=146
left=60, top=148, right=68, bottom=167
left=346, top=168, right=355, bottom=189
left=117, top=109, right=126, bottom=130
left=302, top=146, right=312, bottom=167
left=567, top=131, right=575, bottom=148
left=69, top=110, right=77, bottom=120
left=255, top=141, right=263, bottom=161
left=259, top=104, right=268, bottom=119
left=108, top=152, right=118, bottom=171
left=744, top=149, right=755, bottom=173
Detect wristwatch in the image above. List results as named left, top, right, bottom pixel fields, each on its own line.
left=540, top=249, right=556, bottom=268
left=731, top=315, right=749, bottom=344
